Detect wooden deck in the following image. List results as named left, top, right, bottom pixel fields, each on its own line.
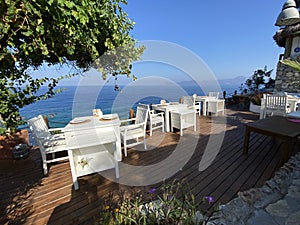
left=1, top=107, right=299, bottom=225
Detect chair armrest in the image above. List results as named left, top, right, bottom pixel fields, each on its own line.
left=171, top=109, right=195, bottom=116
left=156, top=112, right=164, bottom=117
left=120, top=122, right=145, bottom=132
left=38, top=134, right=65, bottom=144
left=49, top=127, right=63, bottom=132
left=150, top=111, right=164, bottom=118
left=120, top=118, right=136, bottom=126
left=49, top=127, right=63, bottom=134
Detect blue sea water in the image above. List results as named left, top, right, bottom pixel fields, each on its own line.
left=19, top=84, right=236, bottom=128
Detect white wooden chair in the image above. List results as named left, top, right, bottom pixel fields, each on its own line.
left=27, top=115, right=65, bottom=144
left=148, top=105, right=164, bottom=136
left=27, top=115, right=69, bottom=175
left=208, top=92, right=219, bottom=99
left=169, top=105, right=196, bottom=136
left=120, top=104, right=149, bottom=157
left=182, top=96, right=201, bottom=115
left=261, top=93, right=290, bottom=119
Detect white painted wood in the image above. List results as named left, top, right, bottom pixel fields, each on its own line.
left=63, top=114, right=121, bottom=190
left=63, top=114, right=122, bottom=161
left=262, top=93, right=289, bottom=118
left=170, top=108, right=196, bottom=136
left=27, top=115, right=68, bottom=175
left=120, top=104, right=149, bottom=157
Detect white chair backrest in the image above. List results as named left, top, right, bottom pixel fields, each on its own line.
left=135, top=104, right=149, bottom=125
left=27, top=115, right=50, bottom=140
left=182, top=96, right=194, bottom=108
left=264, top=93, right=288, bottom=116
left=208, top=92, right=219, bottom=99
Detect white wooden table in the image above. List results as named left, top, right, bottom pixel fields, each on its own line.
left=152, top=103, right=189, bottom=132
left=170, top=108, right=196, bottom=136
left=63, top=114, right=121, bottom=190
left=287, top=94, right=300, bottom=112
left=195, top=96, right=225, bottom=116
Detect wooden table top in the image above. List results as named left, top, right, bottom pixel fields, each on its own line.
left=245, top=116, right=300, bottom=138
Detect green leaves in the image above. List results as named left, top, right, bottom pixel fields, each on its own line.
left=21, top=30, right=33, bottom=37
left=244, top=66, right=274, bottom=93
left=280, top=59, right=300, bottom=71
left=0, top=0, right=143, bottom=135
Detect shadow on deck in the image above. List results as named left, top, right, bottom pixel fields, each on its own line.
left=0, top=106, right=299, bottom=224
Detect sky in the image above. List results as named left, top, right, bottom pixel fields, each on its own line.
left=122, top=0, right=285, bottom=79
left=56, top=0, right=286, bottom=86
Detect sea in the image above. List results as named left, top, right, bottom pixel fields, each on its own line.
left=19, top=84, right=237, bottom=129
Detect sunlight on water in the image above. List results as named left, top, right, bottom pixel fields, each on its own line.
left=19, top=84, right=236, bottom=128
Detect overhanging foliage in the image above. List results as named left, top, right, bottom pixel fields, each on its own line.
left=0, top=0, right=144, bottom=134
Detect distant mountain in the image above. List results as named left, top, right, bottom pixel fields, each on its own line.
left=178, top=76, right=247, bottom=96
left=218, top=76, right=247, bottom=86
left=178, top=76, right=247, bottom=87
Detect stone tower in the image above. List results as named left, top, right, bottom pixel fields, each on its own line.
left=273, top=0, right=300, bottom=93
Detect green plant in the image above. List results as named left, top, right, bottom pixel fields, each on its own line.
left=98, top=180, right=218, bottom=225
left=249, top=92, right=263, bottom=105
left=280, top=59, right=300, bottom=71
left=0, top=0, right=144, bottom=135
left=244, top=66, right=275, bottom=93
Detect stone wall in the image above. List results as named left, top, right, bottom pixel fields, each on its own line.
left=207, top=152, right=300, bottom=225
left=275, top=61, right=300, bottom=93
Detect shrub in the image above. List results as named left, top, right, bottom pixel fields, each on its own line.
left=244, top=66, right=275, bottom=93
left=97, top=180, right=218, bottom=225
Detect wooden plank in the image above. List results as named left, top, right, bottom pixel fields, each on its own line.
left=1, top=108, right=298, bottom=224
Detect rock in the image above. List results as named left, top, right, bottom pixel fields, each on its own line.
left=287, top=184, right=300, bottom=199
left=207, top=153, right=300, bottom=224
left=286, top=211, right=300, bottom=225
left=266, top=200, right=289, bottom=217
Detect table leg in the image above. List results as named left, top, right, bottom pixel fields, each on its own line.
left=203, top=101, right=207, bottom=116
left=114, top=126, right=122, bottom=161
left=165, top=110, right=170, bottom=132
left=289, top=100, right=297, bottom=112
left=193, top=113, right=196, bottom=132
left=243, top=126, right=250, bottom=154
left=115, top=161, right=119, bottom=179
left=68, top=149, right=79, bottom=190
left=280, top=138, right=294, bottom=165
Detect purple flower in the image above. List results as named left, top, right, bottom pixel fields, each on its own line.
left=148, top=188, right=157, bottom=194
left=205, top=196, right=214, bottom=204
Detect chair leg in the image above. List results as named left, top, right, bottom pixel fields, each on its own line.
left=124, top=138, right=127, bottom=157
left=144, top=137, right=147, bottom=150
left=40, top=150, right=48, bottom=175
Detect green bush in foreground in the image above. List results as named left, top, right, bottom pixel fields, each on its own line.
left=98, top=180, right=218, bottom=225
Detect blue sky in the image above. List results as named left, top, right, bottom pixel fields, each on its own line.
left=123, top=0, right=285, bottom=80
left=56, top=0, right=286, bottom=86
